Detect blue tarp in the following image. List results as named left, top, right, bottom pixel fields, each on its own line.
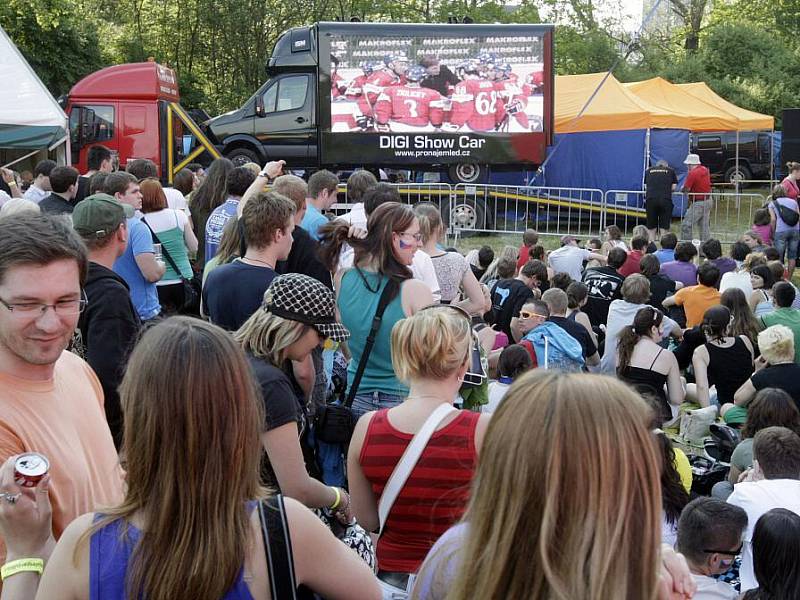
left=649, top=128, right=690, bottom=217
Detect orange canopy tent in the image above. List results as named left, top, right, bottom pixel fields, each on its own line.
left=675, top=82, right=773, bottom=130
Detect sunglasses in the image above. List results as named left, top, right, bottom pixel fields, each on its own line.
left=519, top=310, right=547, bottom=320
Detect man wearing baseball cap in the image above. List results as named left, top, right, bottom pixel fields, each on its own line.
left=547, top=235, right=606, bottom=283
left=680, top=153, right=713, bottom=241
left=73, top=194, right=141, bottom=448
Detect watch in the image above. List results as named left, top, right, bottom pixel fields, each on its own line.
left=258, top=170, right=272, bottom=180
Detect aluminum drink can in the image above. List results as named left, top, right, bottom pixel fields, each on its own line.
left=14, top=453, right=49, bottom=488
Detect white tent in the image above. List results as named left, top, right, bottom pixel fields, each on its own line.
left=0, top=25, right=69, bottom=166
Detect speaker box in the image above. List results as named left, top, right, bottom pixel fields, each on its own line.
left=782, top=109, right=800, bottom=165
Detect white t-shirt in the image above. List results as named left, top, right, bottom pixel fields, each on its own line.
left=548, top=245, right=590, bottom=282
left=727, top=478, right=800, bottom=592
left=0, top=189, right=11, bottom=206
left=23, top=184, right=48, bottom=204
left=483, top=381, right=511, bottom=414
left=163, top=187, right=191, bottom=218
left=719, top=270, right=753, bottom=299
left=690, top=574, right=737, bottom=600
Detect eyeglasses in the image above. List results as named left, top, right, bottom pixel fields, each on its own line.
left=0, top=291, right=88, bottom=318
left=519, top=310, right=547, bottom=320
left=398, top=231, right=423, bottom=242
left=703, top=542, right=743, bottom=557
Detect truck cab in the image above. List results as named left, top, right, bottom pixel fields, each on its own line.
left=205, top=27, right=318, bottom=167
left=65, top=61, right=219, bottom=182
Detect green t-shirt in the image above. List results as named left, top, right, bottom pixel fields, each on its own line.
left=760, top=307, right=800, bottom=363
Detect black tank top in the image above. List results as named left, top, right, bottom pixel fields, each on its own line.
left=706, top=337, right=754, bottom=404
left=619, top=348, right=670, bottom=420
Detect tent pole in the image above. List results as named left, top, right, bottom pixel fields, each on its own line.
left=735, top=129, right=740, bottom=200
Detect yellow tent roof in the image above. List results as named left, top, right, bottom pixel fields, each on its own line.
left=625, top=77, right=747, bottom=131
left=676, top=82, right=773, bottom=130
left=555, top=73, right=691, bottom=133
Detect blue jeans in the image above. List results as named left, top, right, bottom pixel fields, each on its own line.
left=350, top=391, right=404, bottom=421
left=774, top=229, right=800, bottom=262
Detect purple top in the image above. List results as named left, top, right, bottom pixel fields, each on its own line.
left=710, top=257, right=737, bottom=277
left=90, top=506, right=256, bottom=600
left=771, top=197, right=800, bottom=234
left=660, top=261, right=697, bottom=287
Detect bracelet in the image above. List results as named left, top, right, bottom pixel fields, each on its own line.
left=7, top=180, right=16, bottom=187
left=1, top=558, right=44, bottom=580
left=329, top=486, right=341, bottom=510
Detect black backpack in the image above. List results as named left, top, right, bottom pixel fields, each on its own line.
left=773, top=199, right=800, bottom=227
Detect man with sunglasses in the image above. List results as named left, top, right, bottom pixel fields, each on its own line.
left=676, top=497, right=747, bottom=600
left=0, top=213, right=124, bottom=569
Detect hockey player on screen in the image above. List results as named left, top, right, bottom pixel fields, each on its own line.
left=345, top=62, right=377, bottom=100
left=493, top=63, right=530, bottom=131
left=444, top=59, right=499, bottom=132
left=374, top=66, right=444, bottom=132
left=359, top=53, right=409, bottom=116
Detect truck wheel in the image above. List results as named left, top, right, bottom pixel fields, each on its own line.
left=448, top=163, right=488, bottom=184
left=443, top=197, right=493, bottom=236
left=226, top=147, right=262, bottom=168
left=724, top=164, right=751, bottom=186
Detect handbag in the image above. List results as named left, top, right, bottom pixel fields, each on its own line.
left=376, top=403, right=458, bottom=600
left=313, top=277, right=397, bottom=444
left=141, top=216, right=201, bottom=314
left=772, top=199, right=800, bottom=227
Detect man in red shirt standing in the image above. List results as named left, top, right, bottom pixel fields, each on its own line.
left=680, top=153, right=713, bottom=241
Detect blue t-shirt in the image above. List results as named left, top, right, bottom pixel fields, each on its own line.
left=205, top=197, right=239, bottom=262
left=654, top=249, right=675, bottom=264
left=203, top=259, right=276, bottom=331
left=301, top=203, right=328, bottom=241
left=113, top=217, right=160, bottom=321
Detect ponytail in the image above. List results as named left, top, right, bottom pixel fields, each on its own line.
left=617, top=326, right=641, bottom=373
left=318, top=220, right=355, bottom=272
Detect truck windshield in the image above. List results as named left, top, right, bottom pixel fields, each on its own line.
left=261, top=75, right=308, bottom=113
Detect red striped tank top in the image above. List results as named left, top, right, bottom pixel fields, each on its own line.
left=359, top=407, right=480, bottom=573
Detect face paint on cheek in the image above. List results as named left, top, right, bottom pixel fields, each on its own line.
left=399, top=239, right=414, bottom=249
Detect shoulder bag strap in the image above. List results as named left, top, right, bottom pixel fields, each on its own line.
left=141, top=217, right=185, bottom=281
left=259, top=495, right=299, bottom=600
left=377, top=403, right=458, bottom=537
left=344, top=277, right=398, bottom=408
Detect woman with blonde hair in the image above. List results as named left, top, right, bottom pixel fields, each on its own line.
left=728, top=324, right=800, bottom=423
left=236, top=273, right=354, bottom=517
left=0, top=317, right=380, bottom=599
left=480, top=244, right=518, bottom=285
left=348, top=305, right=491, bottom=595
left=412, top=370, right=695, bottom=600
left=414, top=203, right=484, bottom=312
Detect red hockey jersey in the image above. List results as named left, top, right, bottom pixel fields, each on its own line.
left=494, top=80, right=529, bottom=128
left=374, top=86, right=444, bottom=127
left=448, top=78, right=499, bottom=131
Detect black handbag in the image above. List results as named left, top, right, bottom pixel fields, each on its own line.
left=313, top=278, right=397, bottom=444
left=142, top=217, right=201, bottom=314
left=773, top=199, right=800, bottom=227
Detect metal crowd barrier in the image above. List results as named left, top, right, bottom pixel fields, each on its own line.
left=325, top=181, right=766, bottom=243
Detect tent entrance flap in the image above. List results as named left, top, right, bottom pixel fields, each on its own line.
left=0, top=124, right=67, bottom=150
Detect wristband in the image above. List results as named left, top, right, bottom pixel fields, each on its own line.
left=7, top=180, right=16, bottom=187
left=1, top=558, right=44, bottom=580
left=329, top=486, right=341, bottom=510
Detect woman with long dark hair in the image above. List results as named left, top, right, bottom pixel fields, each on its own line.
left=691, top=305, right=754, bottom=411
left=616, top=306, right=683, bottom=421
left=743, top=508, right=800, bottom=599
left=190, top=157, right=233, bottom=266
left=0, top=317, right=380, bottom=599
left=320, top=202, right=434, bottom=418
left=721, top=287, right=760, bottom=351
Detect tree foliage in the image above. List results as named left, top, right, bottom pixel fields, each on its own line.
left=2, top=0, right=798, bottom=123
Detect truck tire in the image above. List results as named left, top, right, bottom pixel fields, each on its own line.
left=443, top=196, right=493, bottom=236
left=448, top=163, right=488, bottom=184
left=226, top=147, right=262, bottom=168
left=724, top=164, right=751, bottom=186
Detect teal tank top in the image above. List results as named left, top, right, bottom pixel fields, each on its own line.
left=339, top=270, right=408, bottom=396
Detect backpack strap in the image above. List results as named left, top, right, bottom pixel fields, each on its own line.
left=259, top=495, right=299, bottom=600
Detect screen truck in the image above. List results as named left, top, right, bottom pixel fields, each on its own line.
left=64, top=61, right=219, bottom=183
left=204, top=22, right=554, bottom=184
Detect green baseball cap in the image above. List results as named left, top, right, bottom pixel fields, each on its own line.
left=72, top=193, right=134, bottom=239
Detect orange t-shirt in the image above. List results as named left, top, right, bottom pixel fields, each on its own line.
left=0, top=351, right=125, bottom=561
left=674, top=284, right=721, bottom=327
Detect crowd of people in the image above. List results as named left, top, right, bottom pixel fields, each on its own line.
left=1, top=147, right=800, bottom=599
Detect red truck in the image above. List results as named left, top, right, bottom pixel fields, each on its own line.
left=64, top=61, right=218, bottom=182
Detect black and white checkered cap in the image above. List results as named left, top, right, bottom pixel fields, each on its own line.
left=264, top=273, right=350, bottom=342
